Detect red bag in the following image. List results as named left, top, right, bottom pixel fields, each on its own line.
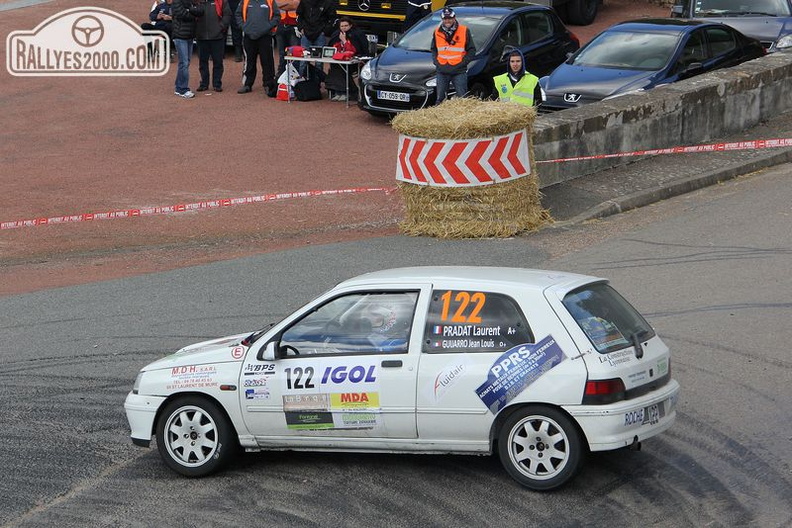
left=332, top=51, right=355, bottom=61
left=276, top=83, right=293, bottom=101
left=286, top=46, right=305, bottom=57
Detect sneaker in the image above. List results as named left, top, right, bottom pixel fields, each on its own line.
left=197, top=85, right=209, bottom=92
left=175, top=90, right=195, bottom=99
left=214, top=86, right=223, bottom=92
left=237, top=85, right=252, bottom=94
left=336, top=94, right=348, bottom=102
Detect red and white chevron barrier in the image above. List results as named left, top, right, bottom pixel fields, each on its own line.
left=396, top=130, right=531, bottom=186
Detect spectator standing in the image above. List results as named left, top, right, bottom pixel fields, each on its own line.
left=431, top=7, right=474, bottom=103
left=227, top=0, right=244, bottom=61
left=172, top=0, right=205, bottom=98
left=275, top=0, right=301, bottom=77
left=195, top=0, right=233, bottom=92
left=493, top=49, right=540, bottom=106
left=325, top=17, right=367, bottom=101
left=236, top=0, right=281, bottom=96
left=296, top=0, right=336, bottom=51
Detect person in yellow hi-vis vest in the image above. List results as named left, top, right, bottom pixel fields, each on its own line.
left=493, top=49, right=540, bottom=107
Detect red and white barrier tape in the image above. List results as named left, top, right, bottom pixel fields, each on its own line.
left=536, top=137, right=792, bottom=164
left=0, top=186, right=394, bottom=231
left=4, top=137, right=791, bottom=231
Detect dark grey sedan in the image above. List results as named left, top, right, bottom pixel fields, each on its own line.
left=539, top=19, right=765, bottom=112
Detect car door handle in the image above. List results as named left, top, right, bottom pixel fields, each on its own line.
left=381, top=360, right=402, bottom=368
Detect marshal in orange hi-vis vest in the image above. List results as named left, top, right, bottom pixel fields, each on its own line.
left=434, top=24, right=469, bottom=66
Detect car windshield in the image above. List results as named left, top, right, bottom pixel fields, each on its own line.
left=562, top=283, right=655, bottom=354
left=693, top=0, right=790, bottom=16
left=570, top=30, right=679, bottom=71
left=395, top=13, right=502, bottom=53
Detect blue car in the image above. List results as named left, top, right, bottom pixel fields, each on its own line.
left=671, top=0, right=792, bottom=52
left=539, top=19, right=765, bottom=112
left=359, top=1, right=579, bottom=116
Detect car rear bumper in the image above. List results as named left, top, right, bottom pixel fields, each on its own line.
left=564, top=378, right=680, bottom=451
left=124, top=392, right=167, bottom=448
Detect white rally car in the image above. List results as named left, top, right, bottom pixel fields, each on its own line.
left=125, top=267, right=679, bottom=490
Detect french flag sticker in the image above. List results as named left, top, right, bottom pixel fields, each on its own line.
left=433, top=325, right=443, bottom=334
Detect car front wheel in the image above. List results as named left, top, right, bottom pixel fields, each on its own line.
left=156, top=397, right=237, bottom=477
left=498, top=406, right=584, bottom=490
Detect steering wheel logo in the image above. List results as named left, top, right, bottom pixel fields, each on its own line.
left=71, top=15, right=104, bottom=47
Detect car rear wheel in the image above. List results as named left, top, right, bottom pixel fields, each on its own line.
left=156, top=397, right=237, bottom=477
left=566, top=0, right=598, bottom=25
left=498, top=406, right=584, bottom=490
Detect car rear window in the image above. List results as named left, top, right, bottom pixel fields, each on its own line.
left=423, top=290, right=534, bottom=354
left=562, top=283, right=655, bottom=354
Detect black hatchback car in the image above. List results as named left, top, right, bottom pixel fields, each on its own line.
left=358, top=2, right=580, bottom=116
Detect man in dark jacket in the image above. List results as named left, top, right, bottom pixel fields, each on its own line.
left=296, top=0, right=336, bottom=49
left=236, top=0, right=280, bottom=96
left=431, top=7, right=475, bottom=103
left=195, top=0, right=233, bottom=92
left=172, top=0, right=205, bottom=98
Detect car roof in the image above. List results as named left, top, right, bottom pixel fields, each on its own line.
left=337, top=266, right=602, bottom=292
left=611, top=18, right=718, bottom=34
left=442, top=1, right=551, bottom=15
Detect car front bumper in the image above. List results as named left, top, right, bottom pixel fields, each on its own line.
left=124, top=392, right=167, bottom=448
left=564, top=378, right=680, bottom=451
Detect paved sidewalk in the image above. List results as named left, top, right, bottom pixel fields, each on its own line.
left=540, top=110, right=792, bottom=225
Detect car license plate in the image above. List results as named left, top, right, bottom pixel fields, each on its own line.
left=377, top=90, right=410, bottom=102
left=624, top=401, right=666, bottom=427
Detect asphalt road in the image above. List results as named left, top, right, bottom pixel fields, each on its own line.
left=1, top=165, right=790, bottom=527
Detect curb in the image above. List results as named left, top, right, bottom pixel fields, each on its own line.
left=548, top=148, right=792, bottom=228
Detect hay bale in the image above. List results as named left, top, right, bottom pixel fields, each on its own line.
left=392, top=98, right=536, bottom=139
left=392, top=98, right=550, bottom=239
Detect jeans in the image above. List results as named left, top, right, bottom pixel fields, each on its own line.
left=298, top=34, right=327, bottom=75
left=173, top=38, right=193, bottom=94
left=197, top=38, right=225, bottom=89
left=275, top=24, right=300, bottom=76
left=436, top=71, right=468, bottom=103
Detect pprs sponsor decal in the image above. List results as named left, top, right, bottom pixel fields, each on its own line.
left=475, top=336, right=565, bottom=414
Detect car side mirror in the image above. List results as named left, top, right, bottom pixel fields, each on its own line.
left=262, top=340, right=283, bottom=361
left=684, top=62, right=703, bottom=76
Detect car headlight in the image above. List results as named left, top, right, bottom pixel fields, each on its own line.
left=425, top=77, right=436, bottom=87
left=774, top=34, right=792, bottom=51
left=132, top=372, right=144, bottom=394
left=360, top=62, right=372, bottom=81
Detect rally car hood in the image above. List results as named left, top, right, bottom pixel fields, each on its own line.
left=143, top=332, right=249, bottom=371
left=541, top=64, right=657, bottom=100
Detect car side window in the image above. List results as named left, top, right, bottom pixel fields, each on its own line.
left=492, top=18, right=522, bottom=59
left=680, top=29, right=708, bottom=66
left=706, top=27, right=736, bottom=56
left=280, top=292, right=418, bottom=356
left=520, top=11, right=551, bottom=44
left=423, top=290, right=534, bottom=354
